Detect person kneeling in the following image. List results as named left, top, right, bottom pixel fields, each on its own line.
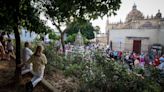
left=24, top=45, right=47, bottom=92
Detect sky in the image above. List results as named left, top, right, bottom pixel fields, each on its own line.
left=44, top=0, right=164, bottom=33
left=91, top=0, right=164, bottom=33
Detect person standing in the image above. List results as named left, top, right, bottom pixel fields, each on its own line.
left=158, top=55, right=164, bottom=69
left=25, top=45, right=47, bottom=92
left=113, top=50, right=118, bottom=60
left=144, top=53, right=150, bottom=66
left=158, top=55, right=164, bottom=80
left=6, top=39, right=14, bottom=53
left=6, top=39, right=15, bottom=60
left=134, top=58, right=140, bottom=68
left=149, top=50, right=154, bottom=65
left=54, top=40, right=61, bottom=52
left=159, top=55, right=164, bottom=64
left=22, top=42, right=33, bottom=75
left=0, top=42, right=5, bottom=60
left=140, top=52, right=145, bottom=69
left=153, top=55, right=160, bottom=67
left=0, top=32, right=6, bottom=49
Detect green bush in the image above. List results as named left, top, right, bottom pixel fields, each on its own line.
left=44, top=44, right=162, bottom=92
left=80, top=52, right=161, bottom=92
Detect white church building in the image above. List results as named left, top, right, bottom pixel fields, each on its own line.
left=106, top=4, right=164, bottom=54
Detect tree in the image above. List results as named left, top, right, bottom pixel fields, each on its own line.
left=41, top=0, right=121, bottom=52
left=0, top=0, right=51, bottom=83
left=49, top=31, right=60, bottom=40
left=65, top=34, right=76, bottom=44
left=66, top=18, right=95, bottom=40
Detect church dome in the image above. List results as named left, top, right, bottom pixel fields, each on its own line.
left=155, top=10, right=162, bottom=19
left=126, top=4, right=144, bottom=22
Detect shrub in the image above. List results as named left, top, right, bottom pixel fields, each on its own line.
left=44, top=44, right=162, bottom=92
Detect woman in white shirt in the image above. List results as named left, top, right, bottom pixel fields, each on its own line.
left=25, top=44, right=47, bottom=92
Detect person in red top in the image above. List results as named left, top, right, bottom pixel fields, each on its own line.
left=153, top=56, right=160, bottom=67
left=118, top=51, right=122, bottom=60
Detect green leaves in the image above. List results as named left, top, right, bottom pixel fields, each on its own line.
left=66, top=18, right=95, bottom=40
left=65, top=34, right=76, bottom=44
left=0, top=0, right=51, bottom=34
left=49, top=32, right=59, bottom=40
left=44, top=43, right=161, bottom=92
left=42, top=0, right=121, bottom=26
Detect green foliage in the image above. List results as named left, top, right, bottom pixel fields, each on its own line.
left=41, top=0, right=121, bottom=52
left=44, top=44, right=161, bottom=92
left=64, top=63, right=84, bottom=78
left=83, top=37, right=90, bottom=45
left=0, top=0, right=52, bottom=34
left=65, top=33, right=90, bottom=45
left=44, top=44, right=65, bottom=70
left=0, top=0, right=52, bottom=79
left=66, top=19, right=95, bottom=40
left=49, top=32, right=59, bottom=40
left=43, top=0, right=121, bottom=23
left=65, top=34, right=76, bottom=44
left=79, top=52, right=161, bottom=92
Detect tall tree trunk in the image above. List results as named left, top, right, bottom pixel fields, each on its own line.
left=52, top=22, right=66, bottom=53
left=14, top=26, right=22, bottom=83
left=61, top=32, right=65, bottom=53
left=13, top=0, right=21, bottom=83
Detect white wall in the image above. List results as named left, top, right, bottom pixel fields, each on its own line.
left=159, top=29, right=164, bottom=46
left=109, top=29, right=162, bottom=51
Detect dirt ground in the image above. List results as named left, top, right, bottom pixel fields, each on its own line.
left=0, top=60, right=49, bottom=92
left=0, top=59, right=80, bottom=92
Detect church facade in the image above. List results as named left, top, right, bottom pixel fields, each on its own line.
left=106, top=4, right=164, bottom=53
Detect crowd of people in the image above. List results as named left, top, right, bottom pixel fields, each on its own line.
left=52, top=39, right=164, bottom=76
left=1, top=32, right=48, bottom=92
left=105, top=48, right=164, bottom=72
left=63, top=42, right=164, bottom=74
left=0, top=32, right=15, bottom=61
left=1, top=31, right=164, bottom=91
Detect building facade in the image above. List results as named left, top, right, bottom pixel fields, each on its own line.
left=106, top=4, right=164, bottom=53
